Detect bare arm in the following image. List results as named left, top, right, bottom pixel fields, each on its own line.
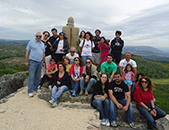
left=125, top=92, right=131, bottom=108
left=25, top=50, right=29, bottom=66
left=120, top=66, right=125, bottom=80
left=109, top=72, right=115, bottom=81
left=133, top=67, right=137, bottom=76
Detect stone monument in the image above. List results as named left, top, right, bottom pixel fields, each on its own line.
left=62, top=17, right=79, bottom=49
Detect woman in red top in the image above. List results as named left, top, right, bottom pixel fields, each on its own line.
left=134, top=76, right=166, bottom=130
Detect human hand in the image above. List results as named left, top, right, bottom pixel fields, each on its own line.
left=57, top=81, right=61, bottom=85
left=58, top=87, right=60, bottom=90
left=150, top=111, right=156, bottom=117
left=117, top=103, right=123, bottom=109
left=25, top=62, right=29, bottom=67
left=122, top=106, right=128, bottom=111
left=104, top=93, right=108, bottom=98
left=109, top=78, right=112, bottom=83
left=85, top=75, right=89, bottom=82
left=153, top=109, right=157, bottom=117
left=48, top=74, right=52, bottom=78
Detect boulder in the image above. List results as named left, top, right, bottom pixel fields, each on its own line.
left=0, top=71, right=28, bottom=99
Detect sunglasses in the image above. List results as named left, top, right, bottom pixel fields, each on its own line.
left=70, top=51, right=75, bottom=53
left=60, top=34, right=64, bottom=36
left=44, top=34, right=49, bottom=37
left=36, top=35, right=42, bottom=38
left=74, top=59, right=79, bottom=62
left=141, top=81, right=148, bottom=84
left=86, top=61, right=91, bottom=64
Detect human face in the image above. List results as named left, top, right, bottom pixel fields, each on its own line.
left=81, top=31, right=85, bottom=37
left=59, top=33, right=64, bottom=40
left=95, top=30, right=100, bottom=37
left=101, top=38, right=105, bottom=43
left=70, top=49, right=75, bottom=56
left=43, top=33, right=49, bottom=39
left=86, top=34, right=90, bottom=40
left=100, top=74, right=107, bottom=84
left=35, top=32, right=42, bottom=42
left=52, top=30, right=57, bottom=37
left=127, top=65, right=131, bottom=72
left=59, top=64, right=64, bottom=71
left=50, top=59, right=55, bottom=65
left=74, top=58, right=80, bottom=65
left=116, top=33, right=121, bottom=39
left=86, top=59, right=91, bottom=67
left=114, top=74, right=121, bottom=83
left=64, top=59, right=69, bottom=65
left=141, top=78, right=148, bottom=88
left=107, top=56, right=113, bottom=64
left=125, top=53, right=131, bottom=61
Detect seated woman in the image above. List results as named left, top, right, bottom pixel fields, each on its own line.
left=134, top=76, right=166, bottom=129
left=70, top=57, right=83, bottom=96
left=79, top=58, right=97, bottom=95
left=91, top=73, right=110, bottom=126
left=49, top=62, right=70, bottom=107
left=63, top=56, right=71, bottom=73
left=38, top=58, right=57, bottom=91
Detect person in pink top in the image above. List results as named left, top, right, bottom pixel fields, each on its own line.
left=99, top=37, right=110, bottom=64
left=123, top=64, right=135, bottom=94
left=70, top=57, right=84, bottom=96
left=38, top=58, right=58, bottom=91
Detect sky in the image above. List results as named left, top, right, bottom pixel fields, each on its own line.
left=0, top=0, right=169, bottom=52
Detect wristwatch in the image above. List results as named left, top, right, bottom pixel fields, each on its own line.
left=148, top=108, right=152, bottom=112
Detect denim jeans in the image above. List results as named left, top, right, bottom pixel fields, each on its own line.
left=28, top=60, right=42, bottom=93
left=81, top=56, right=92, bottom=66
left=51, top=85, right=68, bottom=103
left=109, top=99, right=133, bottom=123
left=80, top=77, right=97, bottom=91
left=71, top=77, right=80, bottom=93
left=131, top=81, right=135, bottom=99
left=92, top=99, right=109, bottom=119
left=136, top=104, right=166, bottom=129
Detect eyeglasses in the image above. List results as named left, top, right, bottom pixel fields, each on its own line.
left=44, top=34, right=49, bottom=37
left=74, top=59, right=79, bottom=62
left=36, top=35, right=42, bottom=38
left=70, top=51, right=75, bottom=53
left=86, top=61, right=91, bottom=64
left=141, top=81, right=148, bottom=84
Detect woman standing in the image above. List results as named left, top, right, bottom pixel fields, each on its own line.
left=91, top=73, right=110, bottom=126
left=70, top=57, right=83, bottom=96
left=79, top=31, right=95, bottom=66
left=134, top=76, right=166, bottom=129
left=41, top=31, right=52, bottom=78
left=53, top=32, right=69, bottom=63
left=99, top=37, right=110, bottom=64
left=49, top=62, right=70, bottom=107
left=63, top=56, right=71, bottom=73
left=78, top=30, right=85, bottom=57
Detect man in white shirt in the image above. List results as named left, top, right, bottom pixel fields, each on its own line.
left=119, top=52, right=137, bottom=99
left=66, top=47, right=79, bottom=65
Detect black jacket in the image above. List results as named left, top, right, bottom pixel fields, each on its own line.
left=53, top=39, right=69, bottom=54
left=110, top=38, right=124, bottom=54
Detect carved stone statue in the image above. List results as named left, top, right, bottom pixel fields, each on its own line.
left=62, top=17, right=79, bottom=49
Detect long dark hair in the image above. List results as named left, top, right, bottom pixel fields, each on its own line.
left=138, top=76, right=154, bottom=92
left=79, top=30, right=85, bottom=38
left=100, top=73, right=109, bottom=87
left=136, top=73, right=144, bottom=82
left=74, top=57, right=83, bottom=66
left=85, top=31, right=93, bottom=42
left=124, top=64, right=133, bottom=73
left=59, top=32, right=67, bottom=40
left=57, top=61, right=66, bottom=71
left=100, top=36, right=108, bottom=45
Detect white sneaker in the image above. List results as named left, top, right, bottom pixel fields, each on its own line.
left=105, top=119, right=110, bottom=126
left=101, top=118, right=106, bottom=125
left=48, top=85, right=52, bottom=91
left=52, top=102, right=57, bottom=107
left=49, top=99, right=54, bottom=105
left=111, top=121, right=117, bottom=127
left=28, top=93, right=33, bottom=97
left=37, top=89, right=42, bottom=92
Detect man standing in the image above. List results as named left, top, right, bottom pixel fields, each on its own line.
left=101, top=54, right=117, bottom=82
left=92, top=29, right=101, bottom=68
left=66, top=47, right=79, bottom=65
left=119, top=52, right=137, bottom=98
left=108, top=72, right=136, bottom=128
left=48, top=28, right=59, bottom=46
left=110, top=30, right=124, bottom=67
left=25, top=32, right=45, bottom=97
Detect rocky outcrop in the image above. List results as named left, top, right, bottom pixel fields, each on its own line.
left=0, top=71, right=28, bottom=99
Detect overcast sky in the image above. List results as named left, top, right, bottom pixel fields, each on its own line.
left=0, top=0, right=169, bottom=51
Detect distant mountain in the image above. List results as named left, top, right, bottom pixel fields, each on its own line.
left=0, top=39, right=29, bottom=46
left=123, top=46, right=169, bottom=61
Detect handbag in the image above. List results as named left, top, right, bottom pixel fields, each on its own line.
left=94, top=95, right=106, bottom=101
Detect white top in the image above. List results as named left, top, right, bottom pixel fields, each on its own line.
left=79, top=39, right=95, bottom=56
left=125, top=72, right=132, bottom=80
left=55, top=40, right=64, bottom=54
left=66, top=53, right=79, bottom=65
left=73, top=65, right=80, bottom=79
left=119, top=58, right=137, bottom=73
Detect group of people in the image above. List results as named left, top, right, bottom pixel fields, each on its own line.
left=25, top=29, right=166, bottom=130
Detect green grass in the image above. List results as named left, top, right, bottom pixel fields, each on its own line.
left=151, top=79, right=169, bottom=114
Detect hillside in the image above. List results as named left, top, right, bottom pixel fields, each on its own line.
left=123, top=46, right=169, bottom=61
